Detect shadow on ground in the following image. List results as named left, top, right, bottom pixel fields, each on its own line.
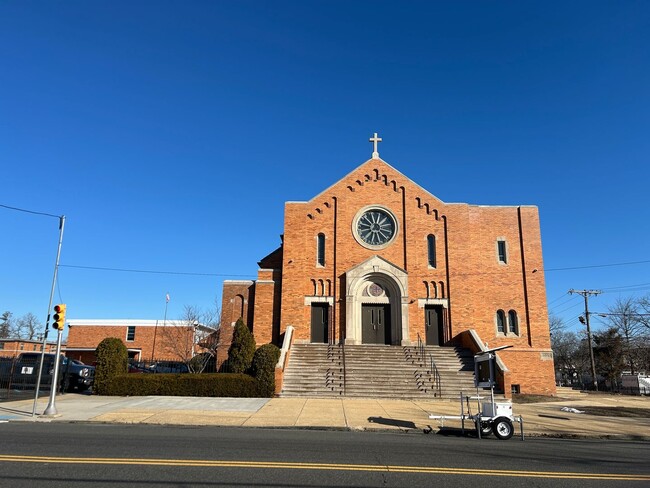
left=367, top=416, right=416, bottom=429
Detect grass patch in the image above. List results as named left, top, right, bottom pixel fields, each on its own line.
left=580, top=407, right=650, bottom=418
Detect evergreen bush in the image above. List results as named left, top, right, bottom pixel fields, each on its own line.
left=252, top=343, right=281, bottom=397
left=94, top=337, right=128, bottom=395
left=227, top=318, right=256, bottom=374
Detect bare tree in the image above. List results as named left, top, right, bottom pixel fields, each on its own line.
left=548, top=313, right=566, bottom=335
left=606, top=297, right=646, bottom=374
left=637, top=294, right=650, bottom=331
left=551, top=329, right=582, bottom=386
left=15, top=313, right=41, bottom=340
left=0, top=311, right=12, bottom=339
left=159, top=304, right=221, bottom=373
left=593, top=328, right=625, bottom=390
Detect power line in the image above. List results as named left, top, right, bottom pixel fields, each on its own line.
left=59, top=264, right=255, bottom=278
left=591, top=312, right=650, bottom=317
left=549, top=294, right=580, bottom=312
left=547, top=292, right=571, bottom=306
left=0, top=203, right=61, bottom=219
left=601, top=282, right=650, bottom=292
left=544, top=259, right=650, bottom=272
left=553, top=301, right=583, bottom=315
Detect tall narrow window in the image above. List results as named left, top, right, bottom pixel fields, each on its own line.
left=496, top=310, right=506, bottom=334
left=508, top=310, right=518, bottom=334
left=427, top=234, right=436, bottom=268
left=317, top=233, right=325, bottom=266
left=126, top=325, right=136, bottom=341
left=497, top=240, right=507, bottom=264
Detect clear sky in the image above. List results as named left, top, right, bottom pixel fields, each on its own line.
left=1, top=1, right=649, bottom=337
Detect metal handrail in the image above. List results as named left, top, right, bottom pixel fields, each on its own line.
left=341, top=343, right=346, bottom=396
left=417, top=333, right=442, bottom=397
left=325, top=344, right=346, bottom=395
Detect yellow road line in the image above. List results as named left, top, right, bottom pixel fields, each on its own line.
left=0, top=454, right=648, bottom=481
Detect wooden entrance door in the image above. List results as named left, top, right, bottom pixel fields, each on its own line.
left=425, top=305, right=444, bottom=345
left=362, top=305, right=391, bottom=344
left=310, top=303, right=329, bottom=343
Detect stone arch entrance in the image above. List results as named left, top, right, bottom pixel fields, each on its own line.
left=344, top=256, right=410, bottom=345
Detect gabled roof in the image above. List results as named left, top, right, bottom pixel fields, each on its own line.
left=287, top=157, right=446, bottom=207
left=257, top=245, right=283, bottom=269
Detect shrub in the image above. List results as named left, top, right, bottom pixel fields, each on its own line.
left=94, top=337, right=128, bottom=395
left=105, top=373, right=259, bottom=397
left=227, top=318, right=256, bottom=374
left=252, top=344, right=281, bottom=397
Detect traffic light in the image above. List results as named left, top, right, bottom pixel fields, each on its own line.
left=52, top=304, right=66, bottom=330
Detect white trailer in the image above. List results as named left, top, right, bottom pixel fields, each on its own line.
left=429, top=346, right=524, bottom=440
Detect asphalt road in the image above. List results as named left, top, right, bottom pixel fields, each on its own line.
left=0, top=423, right=648, bottom=487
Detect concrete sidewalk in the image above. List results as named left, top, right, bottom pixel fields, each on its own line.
left=1, top=392, right=648, bottom=439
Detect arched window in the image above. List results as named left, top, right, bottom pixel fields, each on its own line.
left=508, top=310, right=518, bottom=334
left=496, top=310, right=506, bottom=334
left=427, top=234, right=436, bottom=268
left=317, top=233, right=325, bottom=266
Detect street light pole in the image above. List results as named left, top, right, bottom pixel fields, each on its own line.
left=569, top=289, right=601, bottom=391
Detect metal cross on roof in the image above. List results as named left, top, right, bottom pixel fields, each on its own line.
left=369, top=132, right=382, bottom=159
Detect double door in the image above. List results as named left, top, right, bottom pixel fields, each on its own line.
left=362, top=305, right=391, bottom=344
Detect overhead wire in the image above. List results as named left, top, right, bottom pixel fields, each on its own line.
left=59, top=264, right=255, bottom=278
left=553, top=302, right=583, bottom=315
left=0, top=203, right=61, bottom=219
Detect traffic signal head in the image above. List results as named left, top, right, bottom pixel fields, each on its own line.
left=53, top=304, right=66, bottom=330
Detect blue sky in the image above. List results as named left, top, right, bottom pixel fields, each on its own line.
left=1, top=1, right=649, bottom=337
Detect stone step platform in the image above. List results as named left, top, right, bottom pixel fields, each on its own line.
left=281, top=343, right=480, bottom=400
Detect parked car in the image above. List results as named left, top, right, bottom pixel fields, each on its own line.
left=127, top=359, right=189, bottom=374
left=0, top=353, right=95, bottom=392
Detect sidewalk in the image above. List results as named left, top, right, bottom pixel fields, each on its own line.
left=1, top=392, right=648, bottom=440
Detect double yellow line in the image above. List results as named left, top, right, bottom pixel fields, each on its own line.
left=0, top=454, right=648, bottom=481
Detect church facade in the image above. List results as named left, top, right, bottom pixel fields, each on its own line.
left=221, top=136, right=556, bottom=396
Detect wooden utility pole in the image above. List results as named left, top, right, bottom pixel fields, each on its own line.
left=569, top=289, right=601, bottom=391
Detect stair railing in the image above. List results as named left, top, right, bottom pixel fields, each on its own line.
left=325, top=344, right=340, bottom=394
left=325, top=344, right=346, bottom=395
left=417, top=333, right=442, bottom=398
left=341, top=343, right=347, bottom=396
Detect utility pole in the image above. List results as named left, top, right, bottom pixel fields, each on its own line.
left=569, top=289, right=601, bottom=391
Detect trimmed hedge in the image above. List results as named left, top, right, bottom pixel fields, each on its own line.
left=94, top=337, right=128, bottom=395
left=227, top=318, right=256, bottom=374
left=252, top=344, right=281, bottom=397
left=105, top=373, right=260, bottom=397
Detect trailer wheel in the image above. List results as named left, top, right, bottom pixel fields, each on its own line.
left=479, top=421, right=492, bottom=437
left=493, top=417, right=514, bottom=440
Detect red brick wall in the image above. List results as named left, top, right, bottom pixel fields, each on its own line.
left=0, top=340, right=58, bottom=357
left=66, top=323, right=197, bottom=364
left=219, top=281, right=256, bottom=368
left=253, top=269, right=282, bottom=345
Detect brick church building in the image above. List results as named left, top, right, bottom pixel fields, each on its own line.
left=221, top=135, right=556, bottom=396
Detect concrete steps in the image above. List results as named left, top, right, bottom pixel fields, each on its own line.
left=280, top=343, right=482, bottom=399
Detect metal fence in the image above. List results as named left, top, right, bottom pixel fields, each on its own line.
left=128, top=357, right=229, bottom=374
left=0, top=355, right=55, bottom=402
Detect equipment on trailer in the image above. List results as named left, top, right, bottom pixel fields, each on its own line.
left=428, top=345, right=524, bottom=440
